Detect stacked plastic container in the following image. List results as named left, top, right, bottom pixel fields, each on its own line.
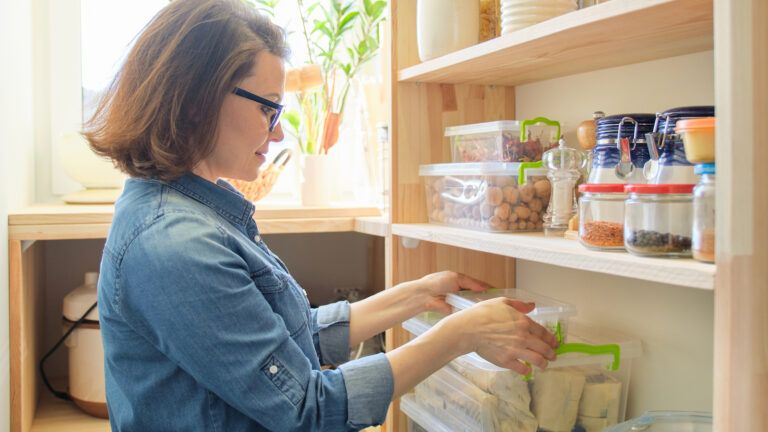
left=421, top=118, right=561, bottom=233
left=401, top=289, right=643, bottom=432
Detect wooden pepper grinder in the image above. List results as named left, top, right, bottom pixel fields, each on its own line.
left=576, top=110, right=605, bottom=151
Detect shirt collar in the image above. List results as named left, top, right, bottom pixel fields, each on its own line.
left=166, top=173, right=255, bottom=228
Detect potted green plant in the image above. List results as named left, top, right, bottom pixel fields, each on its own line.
left=247, top=0, right=387, bottom=205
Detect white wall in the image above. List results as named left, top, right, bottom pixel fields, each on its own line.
left=514, top=51, right=715, bottom=415
left=0, top=0, right=38, bottom=430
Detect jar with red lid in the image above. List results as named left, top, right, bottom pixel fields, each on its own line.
left=578, top=184, right=627, bottom=251
left=624, top=184, right=695, bottom=257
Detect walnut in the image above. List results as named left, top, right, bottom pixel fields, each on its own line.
left=529, top=198, right=544, bottom=213
left=514, top=205, right=531, bottom=220
left=502, top=186, right=520, bottom=204
left=534, top=179, right=551, bottom=198
left=508, top=212, right=518, bottom=223
left=519, top=184, right=535, bottom=203
left=529, top=211, right=541, bottom=223
left=494, top=203, right=511, bottom=220
left=486, top=186, right=504, bottom=206
left=489, top=215, right=508, bottom=231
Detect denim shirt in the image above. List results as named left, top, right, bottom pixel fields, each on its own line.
left=98, top=173, right=393, bottom=431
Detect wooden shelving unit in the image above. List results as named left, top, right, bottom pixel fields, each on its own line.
left=9, top=203, right=387, bottom=432
left=386, top=0, right=766, bottom=430
left=398, top=0, right=712, bottom=86
left=393, top=224, right=715, bottom=290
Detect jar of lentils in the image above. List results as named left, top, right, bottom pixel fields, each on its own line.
left=578, top=184, right=627, bottom=251
left=624, top=184, right=695, bottom=257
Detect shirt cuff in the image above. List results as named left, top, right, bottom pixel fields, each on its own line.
left=338, top=353, right=394, bottom=429
left=315, top=301, right=351, bottom=366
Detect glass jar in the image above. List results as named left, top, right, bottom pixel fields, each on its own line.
left=589, top=114, right=655, bottom=184
left=578, top=184, right=627, bottom=251
left=624, top=184, right=695, bottom=258
left=692, top=164, right=715, bottom=262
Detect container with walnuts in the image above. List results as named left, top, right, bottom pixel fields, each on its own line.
left=420, top=162, right=553, bottom=232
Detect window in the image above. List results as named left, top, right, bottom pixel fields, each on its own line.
left=51, top=0, right=385, bottom=205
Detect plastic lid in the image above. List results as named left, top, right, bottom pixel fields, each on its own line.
left=444, top=120, right=520, bottom=137
left=675, top=117, right=715, bottom=131
left=63, top=272, right=99, bottom=322
left=419, top=162, right=522, bottom=177
left=605, top=411, right=712, bottom=432
left=578, top=184, right=626, bottom=193
left=446, top=288, right=577, bottom=320
left=402, top=315, right=642, bottom=373
left=624, top=184, right=695, bottom=194
left=694, top=163, right=716, bottom=176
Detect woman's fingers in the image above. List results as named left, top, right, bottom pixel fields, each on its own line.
left=504, top=359, right=532, bottom=376
left=523, top=316, right=559, bottom=348
left=524, top=334, right=558, bottom=361
left=503, top=298, right=536, bottom=314
left=456, top=273, right=492, bottom=292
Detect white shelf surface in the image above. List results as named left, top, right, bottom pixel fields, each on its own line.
left=392, top=223, right=715, bottom=290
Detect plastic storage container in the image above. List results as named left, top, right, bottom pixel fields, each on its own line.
left=446, top=288, right=577, bottom=338
left=693, top=164, right=715, bottom=263
left=403, top=315, right=643, bottom=432
left=447, top=118, right=560, bottom=163
left=677, top=117, right=716, bottom=163
left=605, top=411, right=712, bottom=432
left=421, top=162, right=551, bottom=232
left=578, top=184, right=627, bottom=251
left=624, top=184, right=695, bottom=258
left=589, top=114, right=654, bottom=184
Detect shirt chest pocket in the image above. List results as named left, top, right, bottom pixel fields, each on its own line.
left=250, top=267, right=310, bottom=337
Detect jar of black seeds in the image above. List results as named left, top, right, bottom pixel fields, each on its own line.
left=623, top=184, right=695, bottom=258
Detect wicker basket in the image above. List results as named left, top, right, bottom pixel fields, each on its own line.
left=226, top=149, right=292, bottom=202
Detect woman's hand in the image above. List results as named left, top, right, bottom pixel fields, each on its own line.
left=441, top=297, right=559, bottom=375
left=413, top=271, right=492, bottom=314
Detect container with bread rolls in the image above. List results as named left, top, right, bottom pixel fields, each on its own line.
left=402, top=312, right=642, bottom=432
left=420, top=162, right=554, bottom=232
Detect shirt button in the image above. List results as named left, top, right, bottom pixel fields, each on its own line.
left=254, top=235, right=262, bottom=242
left=269, top=365, right=279, bottom=374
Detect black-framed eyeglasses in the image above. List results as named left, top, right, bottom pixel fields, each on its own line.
left=232, top=87, right=284, bottom=132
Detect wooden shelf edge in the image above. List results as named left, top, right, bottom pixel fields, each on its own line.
left=398, top=0, right=713, bottom=86
left=392, top=223, right=715, bottom=290
left=31, top=390, right=109, bottom=432
left=354, top=216, right=391, bottom=237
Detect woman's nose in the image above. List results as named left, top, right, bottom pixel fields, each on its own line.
left=270, top=122, right=285, bottom=143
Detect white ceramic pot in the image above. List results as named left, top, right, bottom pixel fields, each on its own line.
left=417, top=0, right=479, bottom=61
left=301, top=154, right=335, bottom=207
left=63, top=272, right=108, bottom=418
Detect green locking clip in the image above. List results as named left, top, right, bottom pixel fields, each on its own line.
left=519, top=116, right=561, bottom=144
left=518, top=161, right=543, bottom=185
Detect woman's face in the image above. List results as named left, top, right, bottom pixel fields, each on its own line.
left=200, top=51, right=286, bottom=182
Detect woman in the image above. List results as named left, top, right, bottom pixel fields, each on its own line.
left=86, top=1, right=558, bottom=430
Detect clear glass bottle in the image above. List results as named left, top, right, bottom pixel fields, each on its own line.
left=624, top=184, right=695, bottom=257
left=692, top=164, right=715, bottom=262
left=542, top=138, right=585, bottom=236
left=578, top=184, right=627, bottom=251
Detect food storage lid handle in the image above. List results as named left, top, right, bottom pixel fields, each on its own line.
left=556, top=342, right=622, bottom=371
left=518, top=161, right=543, bottom=185
left=520, top=117, right=561, bottom=143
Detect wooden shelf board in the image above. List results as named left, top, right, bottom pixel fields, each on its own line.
left=8, top=203, right=385, bottom=240
left=354, top=216, right=391, bottom=237
left=392, top=223, right=715, bottom=290
left=398, top=0, right=713, bottom=86
left=32, top=392, right=109, bottom=432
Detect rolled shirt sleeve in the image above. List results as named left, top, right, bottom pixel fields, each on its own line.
left=311, top=301, right=352, bottom=366
left=339, top=353, right=394, bottom=429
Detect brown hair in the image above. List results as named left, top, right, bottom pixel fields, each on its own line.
left=84, top=0, right=289, bottom=181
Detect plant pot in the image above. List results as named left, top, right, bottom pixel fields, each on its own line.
left=301, top=154, right=335, bottom=207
